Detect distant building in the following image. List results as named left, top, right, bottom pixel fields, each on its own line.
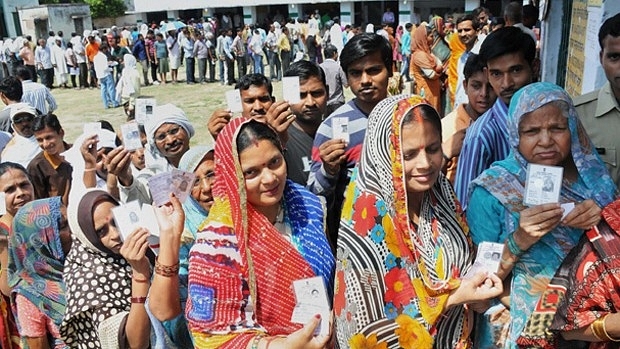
left=1, top=0, right=38, bottom=38
left=18, top=4, right=92, bottom=42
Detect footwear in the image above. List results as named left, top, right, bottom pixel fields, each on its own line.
left=153, top=81, right=160, bottom=85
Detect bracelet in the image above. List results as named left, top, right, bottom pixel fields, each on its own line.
left=130, top=296, right=147, bottom=304
left=506, top=233, right=525, bottom=257
left=250, top=334, right=265, bottom=349
left=84, top=168, right=96, bottom=172
left=155, top=257, right=180, bottom=277
left=602, top=314, right=620, bottom=342
left=592, top=316, right=607, bottom=341
left=132, top=274, right=150, bottom=283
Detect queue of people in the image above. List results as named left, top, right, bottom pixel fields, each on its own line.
left=0, top=6, right=619, bottom=349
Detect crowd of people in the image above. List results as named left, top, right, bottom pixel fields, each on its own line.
left=0, top=2, right=619, bottom=349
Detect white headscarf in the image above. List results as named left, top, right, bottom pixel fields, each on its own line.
left=144, top=104, right=195, bottom=172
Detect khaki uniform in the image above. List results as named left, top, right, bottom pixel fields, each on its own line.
left=574, top=81, right=620, bottom=186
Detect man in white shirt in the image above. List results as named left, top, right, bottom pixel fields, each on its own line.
left=34, top=39, right=54, bottom=88
left=93, top=42, right=118, bottom=109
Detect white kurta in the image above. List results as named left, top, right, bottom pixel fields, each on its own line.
left=51, top=44, right=68, bottom=84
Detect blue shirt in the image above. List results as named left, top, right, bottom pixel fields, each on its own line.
left=132, top=39, right=147, bottom=61
left=454, top=98, right=510, bottom=209
left=401, top=31, right=411, bottom=55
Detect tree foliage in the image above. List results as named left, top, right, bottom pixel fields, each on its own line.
left=84, top=0, right=126, bottom=19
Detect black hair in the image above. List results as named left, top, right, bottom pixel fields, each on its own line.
left=456, top=14, right=479, bottom=30
left=235, top=73, right=273, bottom=96
left=402, top=104, right=442, bottom=140
left=236, top=120, right=283, bottom=154
left=340, top=33, right=393, bottom=77
left=284, top=60, right=328, bottom=95
left=405, top=23, right=413, bottom=31
left=99, top=42, right=109, bottom=51
left=323, top=44, right=338, bottom=60
left=473, top=6, right=491, bottom=18
left=523, top=5, right=539, bottom=20
left=14, top=66, right=32, bottom=81
left=0, top=162, right=30, bottom=179
left=0, top=76, right=23, bottom=101
left=67, top=42, right=73, bottom=49
left=463, top=54, right=485, bottom=81
left=33, top=113, right=63, bottom=134
left=478, top=26, right=536, bottom=67
left=490, top=17, right=505, bottom=28
left=599, top=13, right=620, bottom=50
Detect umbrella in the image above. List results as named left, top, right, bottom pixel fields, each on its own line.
left=162, top=21, right=186, bottom=32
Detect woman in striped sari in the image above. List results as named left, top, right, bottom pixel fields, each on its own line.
left=335, top=95, right=502, bottom=348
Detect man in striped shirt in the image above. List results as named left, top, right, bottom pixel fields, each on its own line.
left=454, top=27, right=537, bottom=209
left=14, top=66, right=57, bottom=116
left=307, top=33, right=392, bottom=245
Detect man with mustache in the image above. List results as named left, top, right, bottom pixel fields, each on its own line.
left=280, top=60, right=328, bottom=186
left=307, top=32, right=392, bottom=246
left=105, top=103, right=195, bottom=204
left=207, top=73, right=294, bottom=140
left=454, top=27, right=537, bottom=209
left=1, top=103, right=41, bottom=169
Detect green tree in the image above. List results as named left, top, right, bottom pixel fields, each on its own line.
left=84, top=0, right=126, bottom=18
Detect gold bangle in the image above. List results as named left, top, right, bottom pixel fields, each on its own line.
left=591, top=316, right=607, bottom=341
left=602, top=314, right=620, bottom=342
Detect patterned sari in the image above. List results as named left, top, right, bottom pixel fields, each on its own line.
left=335, top=95, right=474, bottom=349
left=518, top=199, right=620, bottom=348
left=8, top=197, right=67, bottom=347
left=186, top=118, right=335, bottom=348
left=0, top=222, right=21, bottom=349
left=467, top=82, right=617, bottom=348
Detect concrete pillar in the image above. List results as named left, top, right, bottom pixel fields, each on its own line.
left=398, top=1, right=413, bottom=27
left=166, top=10, right=179, bottom=21
left=340, top=2, right=354, bottom=26
left=243, top=6, right=256, bottom=25
left=288, top=4, right=300, bottom=20
left=464, top=0, right=478, bottom=12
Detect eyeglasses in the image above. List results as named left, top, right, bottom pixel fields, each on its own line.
left=193, top=171, right=216, bottom=187
left=154, top=126, right=181, bottom=142
left=13, top=114, right=34, bottom=124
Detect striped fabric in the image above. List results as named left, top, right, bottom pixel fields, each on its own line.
left=454, top=98, right=510, bottom=210
left=335, top=95, right=474, bottom=349
left=186, top=118, right=335, bottom=348
left=21, top=80, right=57, bottom=115
left=307, top=100, right=368, bottom=198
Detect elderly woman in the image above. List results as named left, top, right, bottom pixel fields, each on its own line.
left=61, top=189, right=153, bottom=348
left=8, top=197, right=70, bottom=348
left=187, top=119, right=335, bottom=348
left=466, top=82, right=617, bottom=348
left=148, top=145, right=215, bottom=348
left=335, top=95, right=502, bottom=348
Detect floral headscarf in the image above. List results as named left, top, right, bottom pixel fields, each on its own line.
left=8, top=197, right=66, bottom=330
left=335, top=95, right=473, bottom=349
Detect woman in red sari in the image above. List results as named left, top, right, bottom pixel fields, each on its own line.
left=519, top=198, right=620, bottom=348
left=186, top=119, right=335, bottom=348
